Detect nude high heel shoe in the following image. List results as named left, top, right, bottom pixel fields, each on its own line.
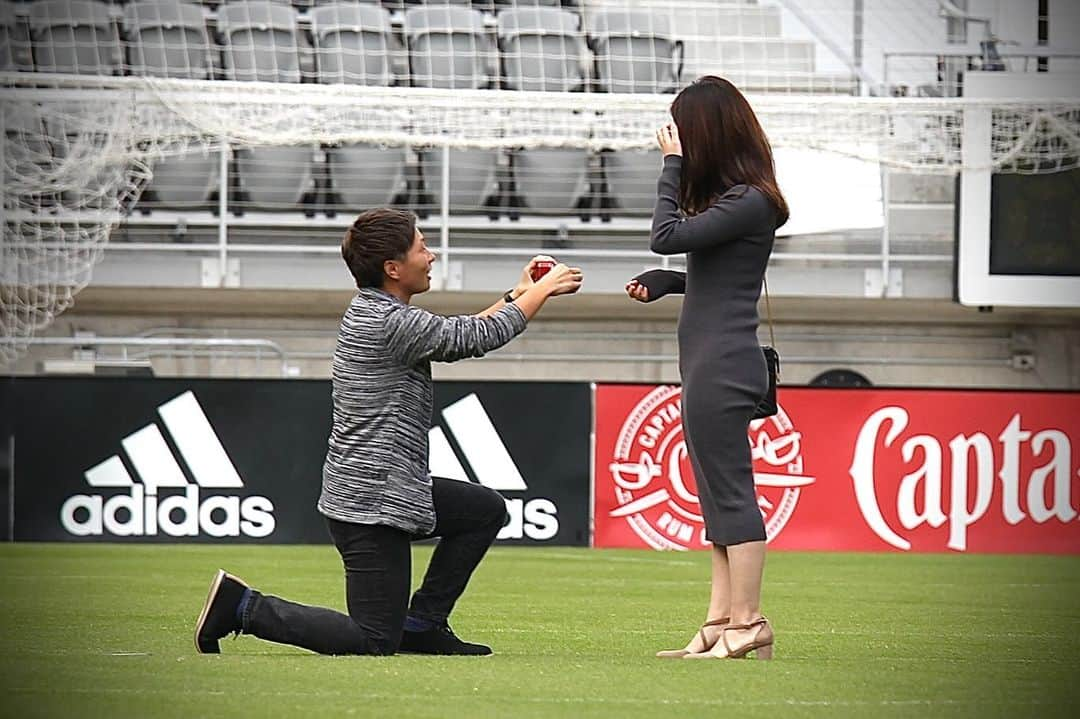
left=685, top=616, right=774, bottom=660
left=655, top=617, right=729, bottom=658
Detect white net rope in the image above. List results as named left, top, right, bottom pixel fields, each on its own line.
left=4, top=0, right=1080, bottom=364
left=4, top=74, right=1078, bottom=364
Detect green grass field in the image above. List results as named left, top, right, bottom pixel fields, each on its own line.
left=2, top=544, right=1079, bottom=718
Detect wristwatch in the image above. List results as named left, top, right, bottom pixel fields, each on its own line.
left=503, top=289, right=517, bottom=304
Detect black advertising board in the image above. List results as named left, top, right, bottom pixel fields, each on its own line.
left=432, top=382, right=591, bottom=546
left=10, top=378, right=332, bottom=543
left=7, top=378, right=590, bottom=546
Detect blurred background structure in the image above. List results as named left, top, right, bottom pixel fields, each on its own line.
left=2, top=0, right=1078, bottom=388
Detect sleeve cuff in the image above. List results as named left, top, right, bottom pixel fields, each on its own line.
left=501, top=302, right=528, bottom=332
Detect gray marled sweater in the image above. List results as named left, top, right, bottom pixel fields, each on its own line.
left=318, top=287, right=527, bottom=533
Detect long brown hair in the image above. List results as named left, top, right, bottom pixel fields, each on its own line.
left=670, top=76, right=788, bottom=226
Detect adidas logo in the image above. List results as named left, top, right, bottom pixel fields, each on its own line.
left=62, top=391, right=275, bottom=538
left=428, top=393, right=558, bottom=541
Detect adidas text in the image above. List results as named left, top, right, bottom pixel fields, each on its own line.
left=61, top=485, right=276, bottom=538
left=498, top=498, right=558, bottom=541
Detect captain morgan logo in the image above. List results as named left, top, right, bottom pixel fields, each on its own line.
left=608, top=385, right=814, bottom=550
left=62, top=391, right=275, bottom=538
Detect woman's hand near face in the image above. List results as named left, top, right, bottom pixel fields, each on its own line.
left=656, top=123, right=682, bottom=157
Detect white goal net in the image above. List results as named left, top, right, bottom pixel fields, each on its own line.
left=3, top=0, right=1079, bottom=364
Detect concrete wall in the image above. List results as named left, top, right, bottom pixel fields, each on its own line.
left=14, top=290, right=1079, bottom=390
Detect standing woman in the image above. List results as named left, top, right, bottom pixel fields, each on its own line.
left=625, top=76, right=788, bottom=660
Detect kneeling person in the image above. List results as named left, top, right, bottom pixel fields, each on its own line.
left=195, top=208, right=583, bottom=656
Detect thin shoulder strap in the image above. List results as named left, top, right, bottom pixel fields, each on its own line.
left=763, top=276, right=776, bottom=349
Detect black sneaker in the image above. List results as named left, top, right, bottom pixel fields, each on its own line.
left=194, top=569, right=249, bottom=654
left=398, top=623, right=492, bottom=656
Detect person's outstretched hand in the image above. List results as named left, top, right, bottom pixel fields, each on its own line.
left=625, top=279, right=650, bottom=303
left=512, top=255, right=551, bottom=297
left=538, top=263, right=584, bottom=296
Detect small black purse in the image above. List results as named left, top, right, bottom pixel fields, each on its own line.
left=752, top=277, right=780, bottom=420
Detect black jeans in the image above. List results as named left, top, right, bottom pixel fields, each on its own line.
left=240, top=477, right=507, bottom=655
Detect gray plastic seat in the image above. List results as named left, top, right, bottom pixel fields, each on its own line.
left=603, top=148, right=661, bottom=215
left=223, top=0, right=318, bottom=9
left=418, top=148, right=500, bottom=215
left=218, top=2, right=316, bottom=212
left=404, top=6, right=498, bottom=214
left=123, top=1, right=213, bottom=79
left=310, top=4, right=406, bottom=215
left=1, top=3, right=33, bottom=72
left=495, top=1, right=563, bottom=7
left=28, top=0, right=123, bottom=75
left=0, top=4, right=16, bottom=72
left=497, top=6, right=588, bottom=216
left=326, top=144, right=408, bottom=213
left=40, top=106, right=129, bottom=211
left=404, top=5, right=494, bottom=89
left=497, top=6, right=584, bottom=92
left=232, top=145, right=317, bottom=212
left=137, top=145, right=222, bottom=212
left=511, top=148, right=590, bottom=214
left=589, top=9, right=683, bottom=94
left=122, top=2, right=219, bottom=211
left=311, top=2, right=394, bottom=86
left=217, top=1, right=302, bottom=83
left=3, top=104, right=54, bottom=209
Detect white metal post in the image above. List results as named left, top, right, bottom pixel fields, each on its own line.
left=440, top=141, right=451, bottom=286
left=880, top=167, right=891, bottom=297
left=218, top=139, right=229, bottom=286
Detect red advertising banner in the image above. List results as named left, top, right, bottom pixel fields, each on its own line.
left=593, top=385, right=1080, bottom=554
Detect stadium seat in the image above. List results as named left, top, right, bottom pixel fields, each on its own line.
left=496, top=6, right=589, bottom=217
left=310, top=1, right=395, bottom=85
left=509, top=148, right=591, bottom=216
left=0, top=5, right=16, bottom=72
left=601, top=148, right=660, bottom=215
left=25, top=2, right=126, bottom=209
left=28, top=0, right=123, bottom=75
left=403, top=4, right=494, bottom=89
left=42, top=108, right=132, bottom=211
left=124, top=0, right=214, bottom=80
left=310, top=3, right=408, bottom=215
left=404, top=5, right=498, bottom=215
left=231, top=144, right=318, bottom=214
left=325, top=145, right=409, bottom=213
left=3, top=104, right=54, bottom=208
left=497, top=5, right=585, bottom=92
left=219, top=0, right=317, bottom=11
left=417, top=147, right=501, bottom=216
left=0, top=3, right=33, bottom=72
left=121, top=2, right=222, bottom=212
left=135, top=145, right=223, bottom=213
left=495, top=1, right=567, bottom=9
left=588, top=9, right=683, bottom=94
left=217, top=1, right=303, bottom=82
left=218, top=1, right=317, bottom=213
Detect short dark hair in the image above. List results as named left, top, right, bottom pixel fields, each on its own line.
left=341, top=208, right=416, bottom=288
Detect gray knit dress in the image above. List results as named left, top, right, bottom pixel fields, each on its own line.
left=646, top=155, right=776, bottom=546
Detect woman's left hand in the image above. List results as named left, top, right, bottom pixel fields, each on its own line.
left=656, top=123, right=682, bottom=157
left=625, top=279, right=650, bottom=303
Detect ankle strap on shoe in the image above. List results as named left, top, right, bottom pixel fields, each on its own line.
left=723, top=616, right=768, bottom=632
